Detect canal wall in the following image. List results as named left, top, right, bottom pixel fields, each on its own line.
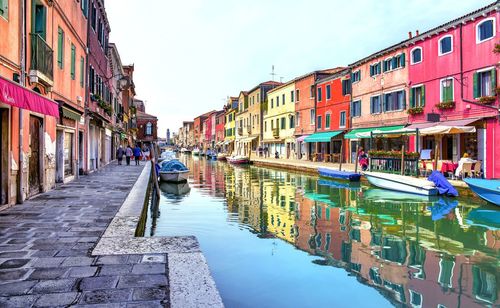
left=92, top=161, right=224, bottom=308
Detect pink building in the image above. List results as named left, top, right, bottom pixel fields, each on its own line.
left=407, top=3, right=500, bottom=178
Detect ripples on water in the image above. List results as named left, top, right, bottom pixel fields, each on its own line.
left=146, top=155, right=500, bottom=308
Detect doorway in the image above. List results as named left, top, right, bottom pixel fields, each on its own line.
left=28, top=116, right=43, bottom=197
left=0, top=109, right=8, bottom=204
left=78, top=130, right=84, bottom=174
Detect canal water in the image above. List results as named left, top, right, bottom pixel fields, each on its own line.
left=146, top=155, right=499, bottom=308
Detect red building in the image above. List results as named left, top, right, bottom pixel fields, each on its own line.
left=309, top=69, right=351, bottom=162
left=294, top=68, right=344, bottom=159
left=215, top=110, right=225, bottom=150
left=136, top=110, right=158, bottom=145
left=407, top=3, right=500, bottom=178
left=193, top=110, right=215, bottom=149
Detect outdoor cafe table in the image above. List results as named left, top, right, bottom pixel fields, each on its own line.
left=422, top=161, right=459, bottom=174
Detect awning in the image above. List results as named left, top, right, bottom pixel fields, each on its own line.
left=344, top=125, right=405, bottom=139
left=262, top=139, right=284, bottom=143
left=304, top=130, right=343, bottom=142
left=296, top=135, right=309, bottom=142
left=420, top=125, right=476, bottom=135
left=62, top=107, right=81, bottom=121
left=243, top=136, right=257, bottom=143
left=0, top=76, right=59, bottom=118
left=406, top=118, right=479, bottom=130
left=378, top=119, right=480, bottom=136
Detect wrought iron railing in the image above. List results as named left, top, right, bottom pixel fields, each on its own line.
left=369, top=157, right=419, bottom=176
left=30, top=33, right=54, bottom=80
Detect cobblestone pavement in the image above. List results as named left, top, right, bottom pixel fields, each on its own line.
left=0, top=163, right=170, bottom=307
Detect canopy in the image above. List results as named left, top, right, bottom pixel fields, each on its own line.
left=242, top=136, right=257, bottom=143
left=296, top=135, right=309, bottom=142
left=420, top=125, right=476, bottom=135
left=0, top=76, right=60, bottom=118
left=373, top=119, right=479, bottom=136
left=344, top=125, right=405, bottom=139
left=304, top=130, right=343, bottom=142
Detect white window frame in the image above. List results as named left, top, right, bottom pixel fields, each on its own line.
left=439, top=77, right=454, bottom=102
left=438, top=258, right=455, bottom=288
left=383, top=88, right=406, bottom=112
left=370, top=94, right=382, bottom=114
left=339, top=111, right=346, bottom=128
left=384, top=57, right=393, bottom=72
left=352, top=100, right=362, bottom=118
left=325, top=112, right=331, bottom=128
left=352, top=70, right=361, bottom=84
left=310, top=109, right=315, bottom=125
left=410, top=47, right=423, bottom=65
left=409, top=290, right=423, bottom=308
left=371, top=62, right=381, bottom=77
left=411, top=84, right=424, bottom=107
left=438, top=35, right=453, bottom=56
left=476, top=17, right=496, bottom=44
left=326, top=84, right=331, bottom=100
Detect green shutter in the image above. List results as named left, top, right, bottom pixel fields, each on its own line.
left=491, top=69, right=497, bottom=94
left=421, top=85, right=426, bottom=106
left=448, top=82, right=454, bottom=101
left=383, top=60, right=387, bottom=72
left=369, top=65, right=373, bottom=77
left=57, top=27, right=64, bottom=68
left=401, top=53, right=406, bottom=68
left=70, top=44, right=76, bottom=79
left=80, top=57, right=84, bottom=87
left=473, top=72, right=479, bottom=98
left=409, top=88, right=415, bottom=107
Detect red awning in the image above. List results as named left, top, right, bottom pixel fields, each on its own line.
left=0, top=76, right=59, bottom=118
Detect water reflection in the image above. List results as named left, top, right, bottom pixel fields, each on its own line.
left=151, top=155, right=500, bottom=307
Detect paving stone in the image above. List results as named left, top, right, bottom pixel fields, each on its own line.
left=61, top=256, right=94, bottom=267
left=78, top=237, right=100, bottom=243
left=0, top=281, right=37, bottom=296
left=0, top=295, right=39, bottom=307
left=117, top=275, right=167, bottom=289
left=140, top=254, right=166, bottom=264
left=31, top=257, right=65, bottom=268
left=28, top=267, right=69, bottom=280
left=30, top=250, right=59, bottom=257
left=80, top=289, right=132, bottom=304
left=126, top=300, right=165, bottom=308
left=79, top=276, right=119, bottom=291
left=126, top=255, right=143, bottom=264
left=0, top=269, right=31, bottom=281
left=131, top=264, right=165, bottom=275
left=132, top=287, right=167, bottom=301
left=56, top=249, right=90, bottom=257
left=33, top=292, right=78, bottom=307
left=30, top=278, right=77, bottom=294
left=95, top=255, right=129, bottom=265
left=4, top=239, right=32, bottom=245
left=0, top=259, right=31, bottom=269
left=98, top=264, right=133, bottom=276
left=67, top=266, right=98, bottom=278
left=0, top=251, right=29, bottom=258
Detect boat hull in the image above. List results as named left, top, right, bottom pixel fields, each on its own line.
left=228, top=157, right=250, bottom=164
left=159, top=170, right=189, bottom=183
left=217, top=155, right=227, bottom=161
left=318, top=168, right=361, bottom=182
left=464, top=179, right=500, bottom=206
left=363, top=172, right=438, bottom=196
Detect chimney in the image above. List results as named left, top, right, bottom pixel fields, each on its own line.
left=416, top=30, right=420, bottom=36
left=408, top=31, right=413, bottom=39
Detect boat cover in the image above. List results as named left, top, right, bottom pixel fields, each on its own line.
left=160, top=160, right=188, bottom=172
left=428, top=171, right=458, bottom=197
left=318, top=168, right=361, bottom=181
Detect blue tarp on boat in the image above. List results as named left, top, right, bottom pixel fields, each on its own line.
left=160, top=160, right=188, bottom=172
left=428, top=171, right=458, bottom=197
left=318, top=168, right=361, bottom=182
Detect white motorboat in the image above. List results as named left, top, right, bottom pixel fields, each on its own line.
left=363, top=172, right=438, bottom=196
left=192, top=148, right=200, bottom=156
left=227, top=155, right=250, bottom=165
left=159, top=160, right=189, bottom=183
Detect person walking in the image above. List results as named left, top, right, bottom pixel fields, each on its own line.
left=133, top=144, right=142, bottom=165
left=125, top=145, right=133, bottom=166
left=116, top=145, right=125, bottom=165
left=358, top=147, right=369, bottom=171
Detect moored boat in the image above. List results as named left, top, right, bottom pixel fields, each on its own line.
left=159, top=160, right=189, bottom=183
left=180, top=147, right=191, bottom=154
left=217, top=153, right=228, bottom=161
left=363, top=171, right=438, bottom=196
left=318, top=168, right=361, bottom=182
left=463, top=178, right=500, bottom=206
left=192, top=148, right=200, bottom=156
left=227, top=155, right=250, bottom=164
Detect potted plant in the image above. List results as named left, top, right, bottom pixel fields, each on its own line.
left=477, top=95, right=497, bottom=104
left=436, top=101, right=455, bottom=110
left=407, top=106, right=424, bottom=115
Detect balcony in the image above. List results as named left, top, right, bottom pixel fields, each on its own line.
left=29, top=33, right=54, bottom=87
left=237, top=127, right=243, bottom=136
left=247, top=125, right=252, bottom=134
left=273, top=127, right=279, bottom=138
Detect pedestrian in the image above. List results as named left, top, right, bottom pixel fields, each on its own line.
left=116, top=145, right=125, bottom=165
left=133, top=144, right=142, bottom=165
left=358, top=147, right=368, bottom=171
left=125, top=145, right=133, bottom=166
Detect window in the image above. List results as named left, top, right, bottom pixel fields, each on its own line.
left=317, top=87, right=322, bottom=101
left=325, top=113, right=331, bottom=128
left=370, top=62, right=381, bottom=77
left=370, top=96, right=382, bottom=114
left=384, top=90, right=406, bottom=111
left=317, top=115, right=322, bottom=129
left=280, top=117, right=285, bottom=130
left=410, top=85, right=425, bottom=107
left=342, top=79, right=351, bottom=95
left=264, top=121, right=267, bottom=132
left=383, top=54, right=405, bottom=71
left=146, top=122, right=152, bottom=135
left=81, top=0, right=88, bottom=17
left=340, top=111, right=346, bottom=128
left=438, top=257, right=455, bottom=288
left=57, top=27, right=64, bottom=69
left=0, top=0, right=8, bottom=19
left=70, top=44, right=76, bottom=80
left=411, top=47, right=422, bottom=64
left=91, top=5, right=97, bottom=31
left=276, top=96, right=280, bottom=106
left=439, top=35, right=453, bottom=55
left=474, top=69, right=496, bottom=98
left=326, top=85, right=331, bottom=99
left=282, top=93, right=285, bottom=104
left=477, top=18, right=495, bottom=43
left=409, top=290, right=423, bottom=308
left=310, top=109, right=315, bottom=125
left=352, top=70, right=361, bottom=83
left=80, top=57, right=84, bottom=87
left=310, top=85, right=315, bottom=98
left=296, top=112, right=300, bottom=126
left=289, top=115, right=295, bottom=128
left=271, top=119, right=274, bottom=129
left=352, top=100, right=361, bottom=117
left=271, top=98, right=274, bottom=108
left=34, top=4, right=47, bottom=40
left=440, top=78, right=454, bottom=102
left=296, top=89, right=300, bottom=102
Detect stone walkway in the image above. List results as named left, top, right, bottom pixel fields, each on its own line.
left=0, top=163, right=171, bottom=307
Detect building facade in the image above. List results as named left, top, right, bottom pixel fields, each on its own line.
left=234, top=91, right=249, bottom=155
left=224, top=97, right=238, bottom=154
left=136, top=110, right=158, bottom=146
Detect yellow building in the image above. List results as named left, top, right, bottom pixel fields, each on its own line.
left=235, top=91, right=249, bottom=155
left=262, top=81, right=296, bottom=159
left=224, top=97, right=238, bottom=154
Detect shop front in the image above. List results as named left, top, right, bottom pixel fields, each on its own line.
left=304, top=131, right=345, bottom=162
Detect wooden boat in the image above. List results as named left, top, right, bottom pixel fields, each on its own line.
left=463, top=178, right=500, bottom=206
left=217, top=153, right=228, bottom=161
left=227, top=155, right=250, bottom=165
left=318, top=167, right=361, bottom=182
left=159, top=160, right=189, bottom=183
left=192, top=148, right=200, bottom=156
left=363, top=171, right=438, bottom=196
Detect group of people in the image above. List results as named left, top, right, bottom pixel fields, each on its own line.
left=116, top=144, right=151, bottom=166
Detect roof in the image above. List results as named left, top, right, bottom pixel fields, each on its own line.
left=316, top=68, right=351, bottom=84
left=266, top=79, right=296, bottom=94
left=194, top=110, right=217, bottom=120
left=136, top=111, right=158, bottom=120
left=349, top=1, right=499, bottom=67
left=293, top=68, right=345, bottom=83
left=247, top=81, right=283, bottom=94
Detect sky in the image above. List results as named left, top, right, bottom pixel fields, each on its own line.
left=106, top=0, right=494, bottom=138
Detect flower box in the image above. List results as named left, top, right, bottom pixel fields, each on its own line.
left=368, top=150, right=419, bottom=159
left=477, top=95, right=497, bottom=104
left=436, top=101, right=455, bottom=110
left=407, top=107, right=424, bottom=115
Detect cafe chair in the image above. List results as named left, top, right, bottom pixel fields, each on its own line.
left=472, top=161, right=483, bottom=178
left=461, top=162, right=474, bottom=179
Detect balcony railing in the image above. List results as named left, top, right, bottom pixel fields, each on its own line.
left=273, top=127, right=279, bottom=138
left=237, top=127, right=243, bottom=135
left=369, top=157, right=419, bottom=176
left=30, top=33, right=54, bottom=82
left=247, top=125, right=252, bottom=134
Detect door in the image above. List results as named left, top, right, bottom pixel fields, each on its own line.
left=29, top=116, right=42, bottom=197
left=78, top=131, right=84, bottom=174
left=0, top=109, right=7, bottom=204
left=64, top=132, right=73, bottom=176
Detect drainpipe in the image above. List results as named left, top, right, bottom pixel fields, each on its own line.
left=18, top=0, right=27, bottom=204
